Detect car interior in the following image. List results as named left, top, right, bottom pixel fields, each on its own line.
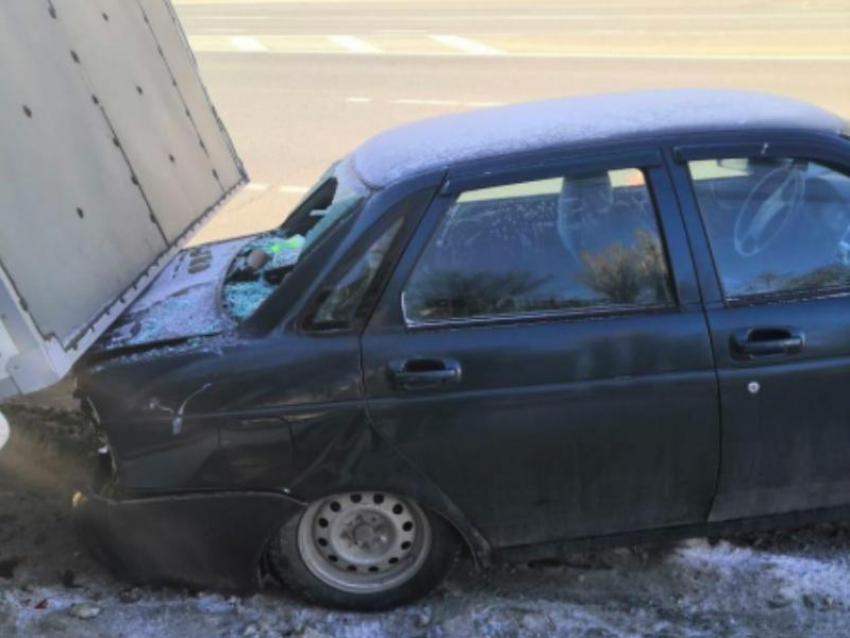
left=691, top=159, right=850, bottom=298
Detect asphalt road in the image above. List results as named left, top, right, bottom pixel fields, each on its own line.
left=176, top=0, right=850, bottom=243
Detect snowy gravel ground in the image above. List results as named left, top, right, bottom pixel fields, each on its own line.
left=2, top=397, right=850, bottom=637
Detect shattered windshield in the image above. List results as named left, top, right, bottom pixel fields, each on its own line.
left=222, top=161, right=368, bottom=321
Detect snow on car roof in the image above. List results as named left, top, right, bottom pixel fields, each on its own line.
left=351, top=88, right=846, bottom=188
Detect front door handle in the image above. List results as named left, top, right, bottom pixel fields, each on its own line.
left=388, top=357, right=462, bottom=390
left=730, top=327, right=804, bottom=359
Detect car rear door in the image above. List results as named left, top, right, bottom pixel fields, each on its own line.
left=361, top=147, right=720, bottom=550
left=669, top=135, right=850, bottom=522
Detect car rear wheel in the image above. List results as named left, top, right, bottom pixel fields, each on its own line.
left=269, top=491, right=460, bottom=610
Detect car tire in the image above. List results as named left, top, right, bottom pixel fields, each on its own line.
left=268, top=491, right=461, bottom=610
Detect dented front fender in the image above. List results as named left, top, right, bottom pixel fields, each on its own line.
left=73, top=489, right=303, bottom=591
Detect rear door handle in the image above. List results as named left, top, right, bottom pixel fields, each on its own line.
left=388, top=357, right=462, bottom=390
left=730, top=327, right=804, bottom=359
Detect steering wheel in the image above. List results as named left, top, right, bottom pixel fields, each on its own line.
left=734, top=165, right=806, bottom=257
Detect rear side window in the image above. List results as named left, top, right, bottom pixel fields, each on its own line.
left=689, top=158, right=850, bottom=299
left=402, top=168, right=674, bottom=323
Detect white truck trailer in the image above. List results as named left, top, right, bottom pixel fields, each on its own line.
left=0, top=0, right=246, bottom=401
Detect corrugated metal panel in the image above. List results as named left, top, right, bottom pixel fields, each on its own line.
left=0, top=0, right=246, bottom=398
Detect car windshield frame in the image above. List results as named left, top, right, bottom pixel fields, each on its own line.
left=286, top=159, right=371, bottom=262
left=221, top=159, right=371, bottom=323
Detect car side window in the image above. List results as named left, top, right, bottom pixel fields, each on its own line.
left=402, top=168, right=675, bottom=323
left=309, top=219, right=403, bottom=329
left=689, top=158, right=850, bottom=299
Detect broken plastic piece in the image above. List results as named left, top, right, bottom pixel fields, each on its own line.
left=0, top=410, right=8, bottom=453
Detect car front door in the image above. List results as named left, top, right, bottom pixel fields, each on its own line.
left=361, top=148, right=720, bottom=550
left=671, top=137, right=850, bottom=522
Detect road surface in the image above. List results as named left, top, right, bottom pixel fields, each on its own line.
left=175, top=0, right=850, bottom=243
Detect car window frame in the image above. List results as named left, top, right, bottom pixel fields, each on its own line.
left=300, top=214, right=405, bottom=333
left=295, top=186, right=440, bottom=336
left=365, top=143, right=702, bottom=333
left=670, top=133, right=850, bottom=309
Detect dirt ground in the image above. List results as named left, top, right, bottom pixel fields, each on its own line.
left=2, top=394, right=850, bottom=637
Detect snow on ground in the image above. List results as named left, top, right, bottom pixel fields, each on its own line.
left=2, top=393, right=850, bottom=637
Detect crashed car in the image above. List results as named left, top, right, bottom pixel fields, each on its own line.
left=74, top=88, right=850, bottom=610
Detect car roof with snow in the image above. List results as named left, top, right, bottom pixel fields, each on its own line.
left=350, top=88, right=848, bottom=188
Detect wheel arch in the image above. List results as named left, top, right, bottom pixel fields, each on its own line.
left=282, top=419, right=492, bottom=567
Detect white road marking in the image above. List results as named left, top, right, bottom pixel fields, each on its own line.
left=490, top=12, right=850, bottom=21
left=279, top=186, right=310, bottom=194
left=327, top=35, right=383, bottom=54
left=520, top=52, right=850, bottom=62
left=188, top=35, right=850, bottom=62
left=199, top=28, right=247, bottom=34
left=245, top=183, right=270, bottom=192
left=429, top=34, right=506, bottom=56
left=229, top=36, right=268, bottom=52
left=192, top=11, right=850, bottom=21
left=195, top=16, right=271, bottom=21
left=392, top=98, right=505, bottom=107
left=393, top=98, right=459, bottom=106
left=345, top=97, right=373, bottom=103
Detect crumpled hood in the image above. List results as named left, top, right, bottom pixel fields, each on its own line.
left=95, top=237, right=251, bottom=352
